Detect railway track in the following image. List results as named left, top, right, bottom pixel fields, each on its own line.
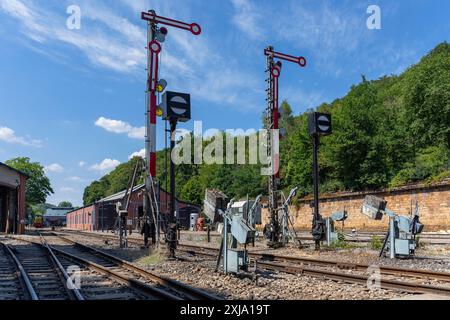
left=3, top=234, right=217, bottom=300
left=175, top=243, right=450, bottom=296
left=58, top=228, right=450, bottom=245
left=52, top=230, right=450, bottom=296
left=55, top=230, right=450, bottom=282
left=43, top=232, right=218, bottom=300
left=0, top=238, right=30, bottom=300
left=0, top=237, right=80, bottom=300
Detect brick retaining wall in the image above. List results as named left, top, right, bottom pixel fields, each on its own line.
left=261, top=181, right=450, bottom=232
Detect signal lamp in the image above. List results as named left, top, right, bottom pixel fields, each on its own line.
left=159, top=27, right=168, bottom=35
left=156, top=79, right=168, bottom=93
left=156, top=27, right=168, bottom=43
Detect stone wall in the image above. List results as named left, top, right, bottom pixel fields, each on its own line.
left=261, top=180, right=450, bottom=232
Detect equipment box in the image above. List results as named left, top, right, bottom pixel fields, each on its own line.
left=203, top=189, right=229, bottom=224
left=361, top=195, right=386, bottom=220
left=226, top=249, right=246, bottom=274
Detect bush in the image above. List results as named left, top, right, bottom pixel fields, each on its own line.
left=330, top=231, right=353, bottom=249
left=389, top=166, right=416, bottom=187
left=428, top=170, right=450, bottom=183
left=370, top=235, right=383, bottom=250
left=389, top=146, right=449, bottom=187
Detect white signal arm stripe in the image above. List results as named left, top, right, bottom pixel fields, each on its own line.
left=142, top=12, right=191, bottom=30
left=264, top=49, right=300, bottom=63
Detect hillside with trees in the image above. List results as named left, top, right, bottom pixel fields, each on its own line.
left=83, top=42, right=450, bottom=206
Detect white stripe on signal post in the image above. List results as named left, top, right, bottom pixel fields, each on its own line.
left=149, top=123, right=156, bottom=153
left=142, top=12, right=201, bottom=35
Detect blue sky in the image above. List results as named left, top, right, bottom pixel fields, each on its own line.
left=0, top=0, right=449, bottom=206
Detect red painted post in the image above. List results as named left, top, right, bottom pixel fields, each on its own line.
left=271, top=63, right=281, bottom=178
left=148, top=40, right=161, bottom=178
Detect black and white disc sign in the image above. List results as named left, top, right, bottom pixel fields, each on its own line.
left=161, top=91, right=191, bottom=122
left=308, top=112, right=332, bottom=136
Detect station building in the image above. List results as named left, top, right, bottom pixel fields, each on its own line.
left=0, top=162, right=27, bottom=234
left=66, top=184, right=200, bottom=232
left=43, top=207, right=74, bottom=227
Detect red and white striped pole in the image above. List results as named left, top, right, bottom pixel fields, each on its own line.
left=271, top=63, right=281, bottom=178
left=142, top=10, right=201, bottom=247
left=142, top=11, right=201, bottom=179
left=148, top=40, right=161, bottom=178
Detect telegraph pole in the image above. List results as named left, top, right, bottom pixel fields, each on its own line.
left=264, top=47, right=306, bottom=248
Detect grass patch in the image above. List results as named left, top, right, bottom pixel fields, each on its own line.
left=329, top=231, right=357, bottom=249
left=415, top=236, right=425, bottom=249
left=370, top=235, right=383, bottom=250
left=137, top=249, right=165, bottom=266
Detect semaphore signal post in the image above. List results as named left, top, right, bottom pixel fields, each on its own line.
left=264, top=46, right=307, bottom=248
left=141, top=10, right=201, bottom=254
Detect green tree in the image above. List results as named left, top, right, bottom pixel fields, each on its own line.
left=58, top=201, right=73, bottom=208
left=83, top=179, right=109, bottom=205
left=180, top=177, right=203, bottom=205
left=5, top=157, right=54, bottom=205
left=83, top=157, right=144, bottom=205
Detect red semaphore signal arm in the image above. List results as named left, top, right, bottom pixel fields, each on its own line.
left=141, top=11, right=201, bottom=35
left=264, top=48, right=307, bottom=67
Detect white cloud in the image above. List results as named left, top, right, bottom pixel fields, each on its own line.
left=230, top=0, right=265, bottom=41
left=89, top=159, right=121, bottom=173
left=78, top=161, right=86, bottom=167
left=129, top=148, right=145, bottom=159
left=60, top=187, right=76, bottom=193
left=65, top=176, right=84, bottom=182
left=44, top=163, right=64, bottom=173
left=0, top=0, right=146, bottom=73
left=0, top=126, right=42, bottom=147
left=95, top=117, right=145, bottom=140
left=0, top=0, right=264, bottom=112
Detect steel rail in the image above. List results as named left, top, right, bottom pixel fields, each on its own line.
left=38, top=234, right=85, bottom=300
left=49, top=245, right=181, bottom=300
left=50, top=233, right=218, bottom=300
left=52, top=231, right=450, bottom=296
left=176, top=243, right=450, bottom=282
left=176, top=243, right=450, bottom=296
left=56, top=231, right=450, bottom=283
left=10, top=235, right=181, bottom=300
left=256, top=260, right=450, bottom=296
left=0, top=242, right=38, bottom=300
left=58, top=229, right=450, bottom=244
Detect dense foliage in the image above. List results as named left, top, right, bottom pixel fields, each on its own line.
left=83, top=43, right=450, bottom=205
left=5, top=157, right=54, bottom=205
left=83, top=157, right=144, bottom=205
left=58, top=201, right=73, bottom=208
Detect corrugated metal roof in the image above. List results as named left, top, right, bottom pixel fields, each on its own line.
left=97, top=184, right=145, bottom=203
left=44, top=207, right=73, bottom=217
